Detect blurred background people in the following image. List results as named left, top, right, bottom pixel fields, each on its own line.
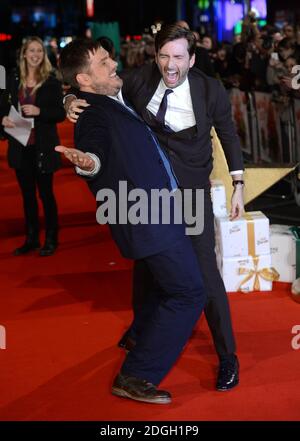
left=47, top=37, right=60, bottom=69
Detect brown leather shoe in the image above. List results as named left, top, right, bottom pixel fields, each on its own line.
left=112, top=374, right=172, bottom=404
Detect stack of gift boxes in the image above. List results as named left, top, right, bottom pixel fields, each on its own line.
left=269, top=225, right=300, bottom=282
left=211, top=180, right=279, bottom=292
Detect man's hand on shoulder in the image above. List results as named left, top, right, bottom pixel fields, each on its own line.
left=64, top=95, right=90, bottom=123
left=55, top=146, right=95, bottom=171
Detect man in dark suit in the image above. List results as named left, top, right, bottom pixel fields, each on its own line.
left=120, top=25, right=245, bottom=392
left=66, top=26, right=245, bottom=392
left=57, top=38, right=207, bottom=404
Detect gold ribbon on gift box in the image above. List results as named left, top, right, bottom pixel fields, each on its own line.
left=238, top=256, right=280, bottom=292
left=238, top=213, right=279, bottom=292
left=244, top=212, right=256, bottom=256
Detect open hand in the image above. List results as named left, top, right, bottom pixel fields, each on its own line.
left=55, top=146, right=95, bottom=171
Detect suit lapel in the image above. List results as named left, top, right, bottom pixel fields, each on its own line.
left=119, top=97, right=145, bottom=122
left=188, top=71, right=206, bottom=132
left=137, top=64, right=162, bottom=127
left=143, top=63, right=161, bottom=107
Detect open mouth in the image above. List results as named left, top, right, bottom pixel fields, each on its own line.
left=165, top=71, right=179, bottom=85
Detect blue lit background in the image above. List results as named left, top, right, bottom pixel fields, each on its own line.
left=197, top=0, right=267, bottom=42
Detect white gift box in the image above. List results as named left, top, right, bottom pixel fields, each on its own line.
left=270, top=224, right=296, bottom=282
left=211, top=180, right=227, bottom=218
left=217, top=252, right=276, bottom=292
left=215, top=211, right=270, bottom=258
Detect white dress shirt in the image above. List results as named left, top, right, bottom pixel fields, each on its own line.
left=147, top=78, right=196, bottom=132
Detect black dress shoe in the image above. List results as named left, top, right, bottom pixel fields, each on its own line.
left=39, top=241, right=57, bottom=257
left=118, top=335, right=136, bottom=353
left=216, top=355, right=239, bottom=391
left=13, top=241, right=40, bottom=256
left=112, top=374, right=172, bottom=404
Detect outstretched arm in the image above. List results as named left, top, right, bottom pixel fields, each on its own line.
left=55, top=146, right=95, bottom=171
left=212, top=81, right=245, bottom=220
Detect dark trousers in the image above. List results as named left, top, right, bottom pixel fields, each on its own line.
left=121, top=235, right=206, bottom=385
left=15, top=146, right=58, bottom=236
left=127, top=187, right=236, bottom=359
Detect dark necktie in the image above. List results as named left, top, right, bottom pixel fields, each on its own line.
left=156, top=89, right=173, bottom=127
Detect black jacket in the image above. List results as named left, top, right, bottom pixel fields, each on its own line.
left=0, top=70, right=65, bottom=173
left=121, top=63, right=244, bottom=188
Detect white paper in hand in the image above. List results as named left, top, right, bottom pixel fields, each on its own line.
left=4, top=105, right=33, bottom=147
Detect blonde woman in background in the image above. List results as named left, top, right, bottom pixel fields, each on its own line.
left=0, top=37, right=65, bottom=256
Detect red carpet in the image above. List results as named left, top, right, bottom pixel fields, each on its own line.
left=0, top=121, right=299, bottom=421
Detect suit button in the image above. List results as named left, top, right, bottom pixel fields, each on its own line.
left=158, top=159, right=163, bottom=165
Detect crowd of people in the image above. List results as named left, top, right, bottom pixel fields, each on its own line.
left=118, top=16, right=300, bottom=99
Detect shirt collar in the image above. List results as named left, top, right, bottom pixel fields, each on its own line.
left=108, top=89, right=125, bottom=104
left=158, top=76, right=190, bottom=97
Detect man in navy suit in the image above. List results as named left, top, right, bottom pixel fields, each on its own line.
left=66, top=25, right=244, bottom=392
left=57, top=38, right=207, bottom=404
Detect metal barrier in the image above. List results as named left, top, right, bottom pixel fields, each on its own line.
left=229, top=88, right=300, bottom=205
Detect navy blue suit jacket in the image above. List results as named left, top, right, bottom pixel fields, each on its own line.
left=74, top=91, right=185, bottom=260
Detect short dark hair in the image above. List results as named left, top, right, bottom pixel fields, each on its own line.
left=97, top=36, right=114, bottom=55
left=154, top=24, right=196, bottom=57
left=59, top=38, right=101, bottom=88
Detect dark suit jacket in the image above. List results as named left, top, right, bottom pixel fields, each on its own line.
left=74, top=91, right=185, bottom=260
left=0, top=70, right=65, bottom=173
left=121, top=63, right=244, bottom=188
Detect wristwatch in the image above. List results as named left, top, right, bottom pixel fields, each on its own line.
left=232, top=180, right=244, bottom=187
